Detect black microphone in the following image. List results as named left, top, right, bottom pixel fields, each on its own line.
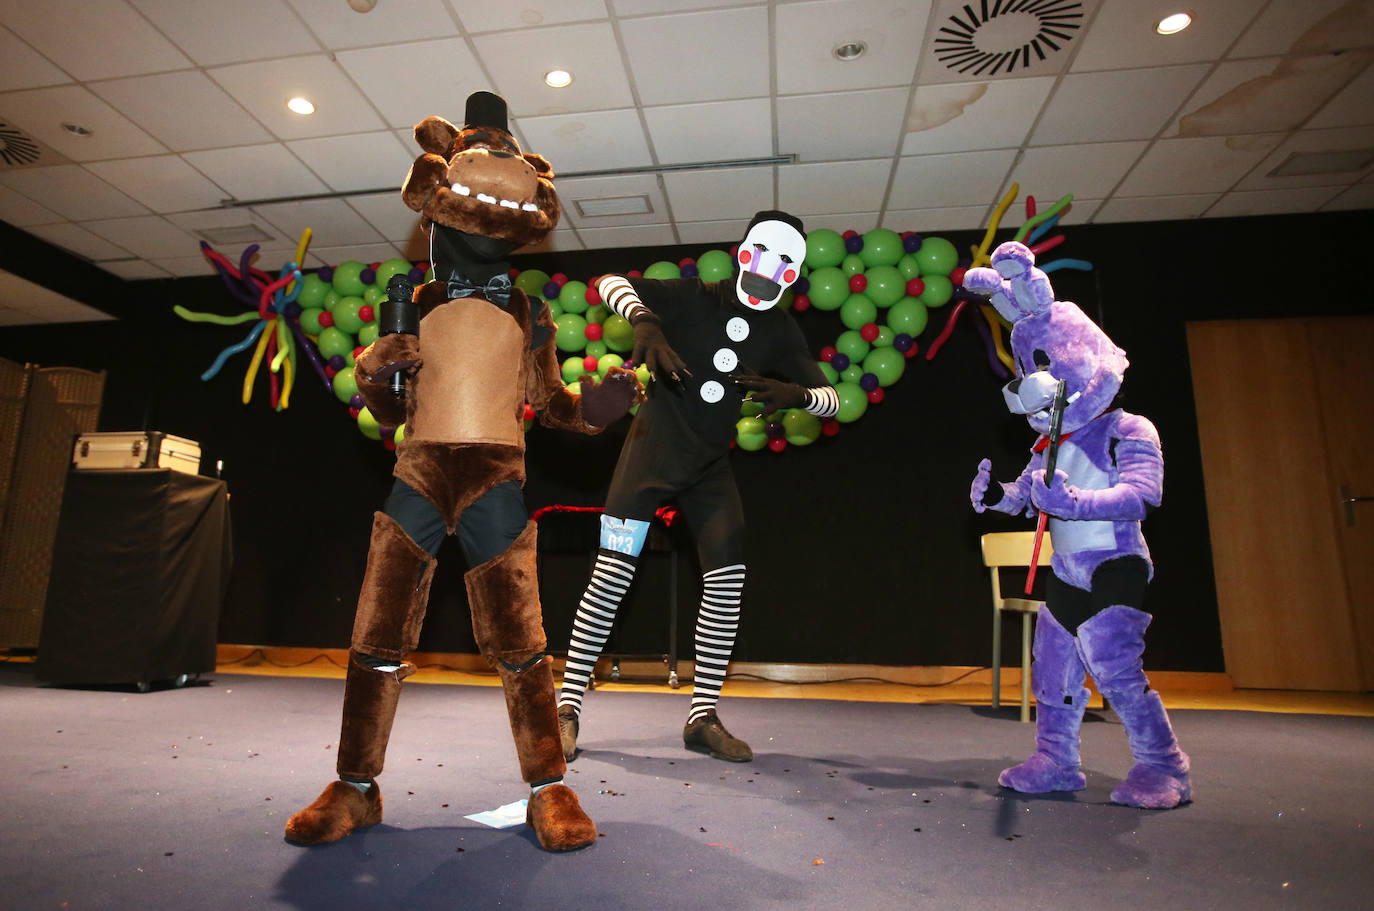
left=379, top=274, right=417, bottom=397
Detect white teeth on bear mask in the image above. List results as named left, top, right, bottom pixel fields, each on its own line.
left=499, top=199, right=519, bottom=209
left=522, top=203, right=538, bottom=212
left=448, top=182, right=537, bottom=212
left=452, top=182, right=471, bottom=195
left=477, top=192, right=497, bottom=204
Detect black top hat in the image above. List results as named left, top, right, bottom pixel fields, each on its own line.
left=464, top=91, right=509, bottom=131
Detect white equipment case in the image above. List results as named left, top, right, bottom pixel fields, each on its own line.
left=72, top=431, right=202, bottom=475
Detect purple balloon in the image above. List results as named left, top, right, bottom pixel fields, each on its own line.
left=903, top=233, right=923, bottom=253
left=319, top=265, right=335, bottom=283
left=328, top=354, right=346, bottom=370
left=408, top=266, right=426, bottom=283
left=859, top=372, right=880, bottom=392
left=844, top=234, right=864, bottom=254
left=349, top=394, right=364, bottom=409
left=283, top=301, right=303, bottom=319
left=893, top=333, right=914, bottom=353
left=680, top=263, right=699, bottom=278
left=360, top=267, right=376, bottom=286
left=794, top=275, right=810, bottom=294
left=766, top=421, right=785, bottom=438
left=543, top=281, right=561, bottom=299
left=831, top=353, right=850, bottom=372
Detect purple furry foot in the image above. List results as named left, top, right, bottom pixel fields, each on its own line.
left=998, top=751, right=1087, bottom=793
left=1110, top=762, right=1191, bottom=808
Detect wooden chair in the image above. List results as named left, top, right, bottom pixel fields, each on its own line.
left=981, top=531, right=1054, bottom=722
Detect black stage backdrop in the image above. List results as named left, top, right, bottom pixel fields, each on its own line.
left=3, top=210, right=1370, bottom=671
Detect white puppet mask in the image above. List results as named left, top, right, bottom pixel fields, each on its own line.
left=734, top=216, right=806, bottom=311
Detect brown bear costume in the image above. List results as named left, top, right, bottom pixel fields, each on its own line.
left=285, top=92, right=640, bottom=852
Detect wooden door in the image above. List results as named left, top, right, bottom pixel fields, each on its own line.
left=1187, top=318, right=1373, bottom=691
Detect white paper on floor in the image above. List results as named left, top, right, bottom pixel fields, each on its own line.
left=464, top=798, right=528, bottom=828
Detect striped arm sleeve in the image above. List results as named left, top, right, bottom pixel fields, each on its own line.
left=597, top=275, right=650, bottom=323
left=802, top=384, right=839, bottom=418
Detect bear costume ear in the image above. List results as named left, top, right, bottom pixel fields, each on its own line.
left=522, top=152, right=554, bottom=180
left=414, top=116, right=459, bottom=155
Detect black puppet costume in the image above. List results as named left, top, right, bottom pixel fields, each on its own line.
left=556, top=211, right=839, bottom=763
left=285, top=92, right=639, bottom=852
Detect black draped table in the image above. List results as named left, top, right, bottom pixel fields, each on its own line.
left=37, top=469, right=232, bottom=688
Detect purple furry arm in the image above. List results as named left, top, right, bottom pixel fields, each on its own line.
left=1031, top=413, right=1163, bottom=521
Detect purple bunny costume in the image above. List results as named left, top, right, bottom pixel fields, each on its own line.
left=967, top=242, right=1191, bottom=810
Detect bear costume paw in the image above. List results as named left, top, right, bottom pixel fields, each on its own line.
left=998, top=751, right=1087, bottom=794
left=284, top=780, right=383, bottom=845
left=1111, top=763, right=1192, bottom=809
left=526, top=784, right=597, bottom=851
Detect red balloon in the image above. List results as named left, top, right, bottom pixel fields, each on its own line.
left=849, top=274, right=867, bottom=293
left=821, top=419, right=840, bottom=437
left=551, top=272, right=568, bottom=286
left=906, top=278, right=925, bottom=296
left=583, top=355, right=598, bottom=372
left=523, top=404, right=536, bottom=421
left=842, top=230, right=858, bottom=239
left=353, top=346, right=366, bottom=358
left=867, top=388, right=885, bottom=404
left=585, top=286, right=601, bottom=306
left=767, top=438, right=787, bottom=452
left=678, top=257, right=695, bottom=267
left=819, top=345, right=838, bottom=363
left=585, top=323, right=604, bottom=341
left=358, top=305, right=375, bottom=323
left=903, top=343, right=919, bottom=358
left=859, top=322, right=880, bottom=342
left=318, top=311, right=334, bottom=328
left=348, top=406, right=359, bottom=418
left=793, top=294, right=811, bottom=311
left=627, top=269, right=643, bottom=278
left=950, top=266, right=967, bottom=287
left=382, top=439, right=396, bottom=451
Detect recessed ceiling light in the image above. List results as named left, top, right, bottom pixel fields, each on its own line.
left=1157, top=12, right=1192, bottom=35
left=287, top=96, right=315, bottom=115
left=544, top=69, right=573, bottom=88
left=833, top=41, right=867, bottom=62
left=61, top=122, right=93, bottom=137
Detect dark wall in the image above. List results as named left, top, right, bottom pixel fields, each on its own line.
left=3, top=210, right=1370, bottom=671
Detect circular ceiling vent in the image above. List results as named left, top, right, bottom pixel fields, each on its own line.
left=0, top=122, right=41, bottom=167
left=934, top=1, right=1085, bottom=77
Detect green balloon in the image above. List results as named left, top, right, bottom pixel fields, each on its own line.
left=834, top=381, right=868, bottom=423
left=358, top=323, right=379, bottom=347
left=897, top=253, right=922, bottom=280
left=362, top=284, right=384, bottom=307
left=887, top=296, right=929, bottom=336
left=559, top=280, right=589, bottom=314
left=863, top=347, right=907, bottom=387
left=840, top=253, right=866, bottom=276
left=424, top=265, right=435, bottom=283
left=345, top=348, right=356, bottom=366
left=915, top=236, right=958, bottom=276
left=374, top=258, right=411, bottom=289
left=697, top=249, right=734, bottom=282
left=805, top=228, right=845, bottom=269
left=603, top=314, right=634, bottom=353
left=322, top=289, right=341, bottom=312
left=585, top=340, right=608, bottom=359
left=783, top=409, right=822, bottom=446
left=585, top=303, right=609, bottom=324
left=840, top=293, right=877, bottom=331
left=597, top=353, right=624, bottom=376
left=840, top=364, right=864, bottom=384
left=565, top=381, right=582, bottom=396
left=817, top=361, right=840, bottom=385
left=317, top=326, right=353, bottom=360
left=546, top=298, right=563, bottom=320
left=332, top=296, right=365, bottom=334
left=635, top=364, right=651, bottom=386
left=919, top=274, right=953, bottom=308
left=296, top=273, right=329, bottom=309
left=356, top=406, right=381, bottom=440
left=873, top=325, right=895, bottom=347
left=739, top=399, right=765, bottom=418
left=835, top=329, right=871, bottom=363
left=807, top=267, right=848, bottom=310
left=736, top=416, right=768, bottom=451
left=514, top=269, right=550, bottom=297
left=299, top=307, right=325, bottom=335
left=332, top=365, right=358, bottom=404
left=644, top=261, right=681, bottom=280
left=395, top=422, right=406, bottom=444
left=555, top=313, right=589, bottom=353
left=561, top=356, right=588, bottom=384
left=332, top=261, right=367, bottom=297
left=862, top=265, right=905, bottom=307
left=859, top=228, right=903, bottom=267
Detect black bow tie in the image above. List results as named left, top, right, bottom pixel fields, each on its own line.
left=446, top=273, right=512, bottom=307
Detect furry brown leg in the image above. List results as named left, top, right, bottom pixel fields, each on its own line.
left=466, top=521, right=597, bottom=851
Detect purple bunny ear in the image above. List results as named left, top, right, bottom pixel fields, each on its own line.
left=987, top=241, right=1054, bottom=322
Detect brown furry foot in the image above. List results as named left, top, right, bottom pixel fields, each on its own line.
left=285, top=780, right=382, bottom=845
left=525, top=784, right=596, bottom=851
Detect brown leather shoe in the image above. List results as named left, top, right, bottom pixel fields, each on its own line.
left=557, top=706, right=579, bottom=762
left=683, top=709, right=753, bottom=762
left=525, top=783, right=597, bottom=851
left=284, top=780, right=382, bottom=845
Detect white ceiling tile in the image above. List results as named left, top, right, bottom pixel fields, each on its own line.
left=778, top=158, right=892, bottom=216
left=182, top=143, right=330, bottom=202
left=345, top=194, right=425, bottom=243
left=22, top=220, right=134, bottom=260
left=0, top=308, right=44, bottom=326
left=1116, top=133, right=1285, bottom=196
left=576, top=223, right=677, bottom=249
left=779, top=88, right=908, bottom=163
left=85, top=155, right=230, bottom=213
left=285, top=0, right=459, bottom=48
left=146, top=254, right=230, bottom=279
left=252, top=198, right=386, bottom=247
left=614, top=0, right=760, bottom=14
left=0, top=183, right=61, bottom=226
left=473, top=23, right=635, bottom=117
left=902, top=77, right=1055, bottom=156
left=305, top=243, right=407, bottom=267
left=1322, top=181, right=1374, bottom=211
left=287, top=132, right=412, bottom=192
left=1169, top=54, right=1371, bottom=138
left=207, top=55, right=387, bottom=140
left=1032, top=65, right=1209, bottom=146
left=164, top=207, right=297, bottom=254
left=1236, top=125, right=1374, bottom=191
left=449, top=0, right=608, bottom=32
left=1209, top=186, right=1346, bottom=218
left=1229, top=0, right=1360, bottom=58
left=1010, top=141, right=1149, bottom=200
left=0, top=164, right=148, bottom=220
left=99, top=258, right=173, bottom=280
left=673, top=218, right=751, bottom=246
left=131, top=0, right=320, bottom=66
left=555, top=173, right=667, bottom=227
left=514, top=109, right=653, bottom=173
left=1092, top=193, right=1221, bottom=223
left=662, top=166, right=774, bottom=222
left=776, top=0, right=929, bottom=95
left=516, top=227, right=586, bottom=255
left=1053, top=197, right=1103, bottom=225
left=0, top=85, right=167, bottom=161
left=1305, top=62, right=1374, bottom=130
left=792, top=211, right=880, bottom=235
left=888, top=149, right=1017, bottom=210
left=643, top=98, right=773, bottom=166
left=0, top=25, right=70, bottom=90
left=82, top=215, right=202, bottom=259
left=0, top=0, right=191, bottom=80
left=337, top=39, right=495, bottom=131
left=89, top=71, right=275, bottom=152
left=620, top=7, right=770, bottom=106
left=1071, top=0, right=1267, bottom=72
left=881, top=205, right=989, bottom=232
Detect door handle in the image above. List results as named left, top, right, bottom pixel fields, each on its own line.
left=1340, top=485, right=1374, bottom=526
